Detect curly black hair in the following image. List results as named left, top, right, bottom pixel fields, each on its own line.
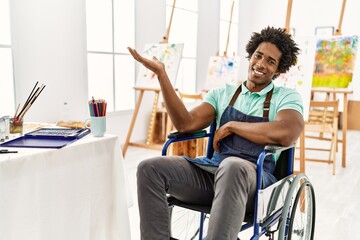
left=245, top=26, right=299, bottom=75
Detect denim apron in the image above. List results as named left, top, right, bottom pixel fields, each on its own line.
left=183, top=85, right=277, bottom=187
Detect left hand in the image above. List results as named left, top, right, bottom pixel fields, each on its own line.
left=213, top=122, right=233, bottom=152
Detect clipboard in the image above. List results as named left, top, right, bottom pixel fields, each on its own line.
left=0, top=128, right=91, bottom=149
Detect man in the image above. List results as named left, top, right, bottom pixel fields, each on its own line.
left=128, top=26, right=304, bottom=240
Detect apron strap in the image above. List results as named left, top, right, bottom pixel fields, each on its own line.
left=263, top=88, right=273, bottom=118
left=228, top=85, right=242, bottom=106
left=228, top=84, right=274, bottom=118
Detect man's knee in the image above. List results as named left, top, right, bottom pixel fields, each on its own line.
left=137, top=157, right=158, bottom=173
left=217, top=157, right=256, bottom=178
left=214, top=158, right=257, bottom=203
left=215, top=158, right=257, bottom=194
left=137, top=157, right=165, bottom=181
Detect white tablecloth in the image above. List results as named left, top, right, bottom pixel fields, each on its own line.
left=0, top=135, right=132, bottom=240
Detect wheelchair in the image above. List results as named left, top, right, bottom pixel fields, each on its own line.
left=162, top=122, right=316, bottom=240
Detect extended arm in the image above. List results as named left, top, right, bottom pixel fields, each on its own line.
left=213, top=109, right=304, bottom=152
left=128, top=47, right=215, bottom=131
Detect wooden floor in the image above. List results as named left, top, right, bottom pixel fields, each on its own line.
left=123, top=130, right=360, bottom=240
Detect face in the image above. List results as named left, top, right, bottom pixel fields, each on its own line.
left=247, top=42, right=282, bottom=92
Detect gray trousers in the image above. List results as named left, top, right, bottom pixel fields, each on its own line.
left=137, top=156, right=257, bottom=240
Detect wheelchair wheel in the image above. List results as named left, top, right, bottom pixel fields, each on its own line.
left=266, top=176, right=294, bottom=216
left=169, top=206, right=209, bottom=240
left=288, top=181, right=315, bottom=240
left=278, top=174, right=316, bottom=240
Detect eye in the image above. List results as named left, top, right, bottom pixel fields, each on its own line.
left=254, top=53, right=261, bottom=59
left=268, top=59, right=276, bottom=65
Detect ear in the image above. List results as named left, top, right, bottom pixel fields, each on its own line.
left=272, top=71, right=280, bottom=80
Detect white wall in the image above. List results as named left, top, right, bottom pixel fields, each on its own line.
left=196, top=0, right=220, bottom=91
left=9, top=0, right=167, bottom=144
left=9, top=0, right=360, bottom=146
left=10, top=0, right=88, bottom=123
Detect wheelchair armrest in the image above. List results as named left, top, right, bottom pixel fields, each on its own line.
left=162, top=129, right=212, bottom=156
left=264, top=144, right=295, bottom=154
left=167, top=129, right=208, bottom=139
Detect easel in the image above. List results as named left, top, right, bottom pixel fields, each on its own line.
left=281, top=0, right=307, bottom=174
left=284, top=0, right=293, bottom=34
left=332, top=0, right=349, bottom=166
left=306, top=0, right=350, bottom=167
left=296, top=0, right=349, bottom=173
left=122, top=0, right=177, bottom=157
left=223, top=0, right=235, bottom=57
left=334, top=0, right=347, bottom=35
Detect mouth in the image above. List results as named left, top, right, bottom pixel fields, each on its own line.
left=252, top=67, right=265, bottom=76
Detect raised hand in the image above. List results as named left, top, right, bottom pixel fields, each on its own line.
left=127, top=47, right=165, bottom=77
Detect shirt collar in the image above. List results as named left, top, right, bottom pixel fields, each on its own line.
left=242, top=81, right=274, bottom=96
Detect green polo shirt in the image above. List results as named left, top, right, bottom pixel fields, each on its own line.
left=204, top=81, right=304, bottom=128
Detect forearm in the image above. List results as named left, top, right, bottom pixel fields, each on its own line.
left=156, top=71, right=193, bottom=130
left=226, top=120, right=302, bottom=146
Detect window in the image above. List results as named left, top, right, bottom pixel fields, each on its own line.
left=166, top=0, right=198, bottom=93
left=0, top=0, right=15, bottom=116
left=85, top=0, right=135, bottom=112
left=219, top=0, right=238, bottom=56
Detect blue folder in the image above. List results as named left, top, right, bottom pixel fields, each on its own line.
left=0, top=128, right=91, bottom=149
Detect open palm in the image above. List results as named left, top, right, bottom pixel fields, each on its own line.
left=127, top=47, right=165, bottom=76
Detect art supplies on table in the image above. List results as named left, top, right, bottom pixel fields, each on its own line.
left=87, top=97, right=107, bottom=137
left=12, top=81, right=46, bottom=127
left=0, top=127, right=90, bottom=149
left=0, top=149, right=18, bottom=154
left=88, top=98, right=107, bottom=117
left=56, top=120, right=86, bottom=129
left=26, top=128, right=90, bottom=138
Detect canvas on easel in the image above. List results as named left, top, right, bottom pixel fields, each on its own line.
left=275, top=37, right=317, bottom=121
left=312, top=35, right=358, bottom=88
left=204, top=0, right=240, bottom=91
left=135, top=43, right=184, bottom=88
left=204, top=55, right=241, bottom=90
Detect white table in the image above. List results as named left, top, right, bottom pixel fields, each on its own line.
left=0, top=134, right=132, bottom=240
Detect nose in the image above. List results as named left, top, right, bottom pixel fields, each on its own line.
left=256, top=59, right=264, bottom=68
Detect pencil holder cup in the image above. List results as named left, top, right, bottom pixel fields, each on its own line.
left=85, top=116, right=106, bottom=137
left=10, top=117, right=23, bottom=134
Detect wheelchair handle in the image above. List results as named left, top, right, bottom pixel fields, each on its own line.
left=264, top=144, right=295, bottom=154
